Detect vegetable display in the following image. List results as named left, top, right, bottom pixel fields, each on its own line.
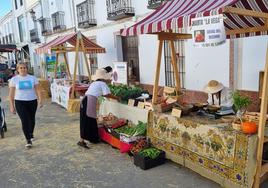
left=114, top=121, right=147, bottom=137
left=131, top=139, right=148, bottom=154
left=109, top=84, right=144, bottom=103
left=139, top=148, right=161, bottom=159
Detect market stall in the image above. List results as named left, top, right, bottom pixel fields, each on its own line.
left=36, top=31, right=105, bottom=111
left=98, top=100, right=150, bottom=153
left=121, top=0, right=268, bottom=187
left=148, top=112, right=257, bottom=187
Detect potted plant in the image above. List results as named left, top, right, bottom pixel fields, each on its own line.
left=231, top=91, right=257, bottom=133
left=232, top=91, right=251, bottom=118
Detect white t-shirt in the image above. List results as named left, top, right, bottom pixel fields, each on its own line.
left=85, top=81, right=110, bottom=97
left=9, top=74, right=39, bottom=101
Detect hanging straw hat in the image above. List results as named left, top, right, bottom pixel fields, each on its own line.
left=92, top=69, right=111, bottom=81
left=203, top=80, right=224, bottom=94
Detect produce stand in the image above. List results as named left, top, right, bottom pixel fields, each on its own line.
left=121, top=0, right=268, bottom=187
left=98, top=100, right=150, bottom=152
left=36, top=31, right=105, bottom=112
left=147, top=112, right=257, bottom=187
left=99, top=100, right=149, bottom=124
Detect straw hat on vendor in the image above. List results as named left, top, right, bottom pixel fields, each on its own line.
left=203, top=80, right=224, bottom=94
left=92, top=69, right=111, bottom=81
left=203, top=80, right=233, bottom=107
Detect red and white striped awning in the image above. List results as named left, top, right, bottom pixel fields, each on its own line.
left=36, top=32, right=106, bottom=54
left=121, top=0, right=268, bottom=38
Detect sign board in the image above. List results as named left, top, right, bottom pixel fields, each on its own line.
left=191, top=14, right=226, bottom=47
left=51, top=82, right=71, bottom=109
left=137, top=102, right=145, bottom=109
left=171, top=108, right=182, bottom=118
left=112, top=62, right=128, bottom=85
left=46, top=55, right=56, bottom=73
left=128, top=99, right=135, bottom=106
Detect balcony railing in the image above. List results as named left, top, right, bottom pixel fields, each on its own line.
left=77, top=0, right=97, bottom=28
left=30, top=29, right=41, bottom=43
left=52, top=11, right=66, bottom=32
left=106, top=0, right=135, bottom=21
left=78, top=19, right=97, bottom=28
left=39, top=18, right=53, bottom=36
left=147, top=0, right=169, bottom=9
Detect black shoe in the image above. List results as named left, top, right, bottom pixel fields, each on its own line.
left=77, top=141, right=90, bottom=149
left=90, top=139, right=100, bottom=144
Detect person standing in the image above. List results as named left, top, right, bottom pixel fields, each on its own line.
left=78, top=69, right=117, bottom=149
left=9, top=62, right=42, bottom=148
left=10, top=61, right=16, bottom=75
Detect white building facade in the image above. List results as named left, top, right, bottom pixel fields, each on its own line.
left=1, top=0, right=267, bottom=106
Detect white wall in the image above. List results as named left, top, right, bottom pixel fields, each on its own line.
left=239, top=36, right=268, bottom=91
left=138, top=34, right=165, bottom=86
left=95, top=0, right=111, bottom=25
left=48, top=0, right=74, bottom=28
left=185, top=39, right=230, bottom=91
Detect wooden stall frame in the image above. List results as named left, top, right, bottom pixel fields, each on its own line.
left=147, top=6, right=268, bottom=188
left=49, top=31, right=97, bottom=99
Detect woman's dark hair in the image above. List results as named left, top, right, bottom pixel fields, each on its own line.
left=103, top=66, right=112, bottom=73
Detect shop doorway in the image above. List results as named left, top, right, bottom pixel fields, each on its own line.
left=122, top=36, right=140, bottom=82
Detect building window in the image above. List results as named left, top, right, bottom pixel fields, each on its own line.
left=20, top=0, right=23, bottom=6
left=164, top=40, right=186, bottom=89
left=77, top=0, right=96, bottom=28
left=14, top=0, right=18, bottom=9
left=106, top=0, right=135, bottom=21
left=39, top=18, right=52, bottom=36
left=89, top=38, right=98, bottom=75
left=17, top=15, right=25, bottom=42
left=51, top=11, right=66, bottom=31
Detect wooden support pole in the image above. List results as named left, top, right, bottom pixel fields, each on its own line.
left=223, top=6, right=268, bottom=19
left=152, top=40, right=163, bottom=104
left=169, top=40, right=181, bottom=94
left=63, top=52, right=72, bottom=79
left=226, top=26, right=268, bottom=36
left=71, top=36, right=81, bottom=99
left=80, top=36, right=92, bottom=81
left=154, top=32, right=192, bottom=41
left=254, top=44, right=268, bottom=188
left=54, top=53, right=59, bottom=78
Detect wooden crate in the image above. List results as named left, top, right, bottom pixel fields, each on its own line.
left=153, top=103, right=174, bottom=113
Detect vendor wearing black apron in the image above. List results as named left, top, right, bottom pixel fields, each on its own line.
left=78, top=69, right=116, bottom=149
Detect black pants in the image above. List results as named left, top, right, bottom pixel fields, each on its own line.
left=15, top=100, right=37, bottom=141
left=80, top=97, right=99, bottom=142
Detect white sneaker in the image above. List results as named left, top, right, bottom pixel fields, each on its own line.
left=31, top=138, right=35, bottom=142
left=25, top=141, right=32, bottom=148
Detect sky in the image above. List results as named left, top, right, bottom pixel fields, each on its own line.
left=0, top=0, right=12, bottom=19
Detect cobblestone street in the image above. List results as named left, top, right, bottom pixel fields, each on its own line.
left=0, top=86, right=222, bottom=188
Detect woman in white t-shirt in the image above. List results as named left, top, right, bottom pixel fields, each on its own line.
left=77, top=69, right=117, bottom=149
left=9, top=63, right=42, bottom=148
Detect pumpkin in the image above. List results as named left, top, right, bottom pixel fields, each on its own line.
left=241, top=121, right=257, bottom=134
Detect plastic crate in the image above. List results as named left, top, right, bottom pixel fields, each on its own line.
left=134, top=150, right=166, bottom=170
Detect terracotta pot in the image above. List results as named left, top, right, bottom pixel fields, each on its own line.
left=241, top=121, right=257, bottom=134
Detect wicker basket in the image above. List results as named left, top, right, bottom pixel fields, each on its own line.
left=232, top=122, right=242, bottom=131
